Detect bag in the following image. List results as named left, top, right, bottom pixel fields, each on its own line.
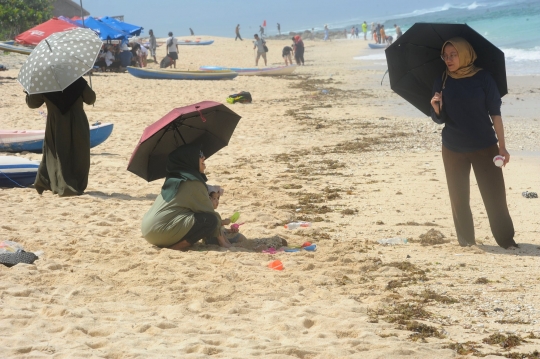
left=160, top=56, right=172, bottom=68
left=227, top=91, right=252, bottom=104
left=166, top=37, right=173, bottom=47
left=263, top=45, right=268, bottom=52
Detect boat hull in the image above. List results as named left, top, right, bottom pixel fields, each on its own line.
left=0, top=156, right=40, bottom=188
left=177, top=40, right=214, bottom=45
left=127, top=67, right=237, bottom=80
left=368, top=43, right=387, bottom=49
left=0, top=42, right=33, bottom=55
left=199, top=65, right=297, bottom=76
left=0, top=123, right=114, bottom=153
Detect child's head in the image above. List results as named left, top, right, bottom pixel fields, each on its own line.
left=209, top=191, right=220, bottom=209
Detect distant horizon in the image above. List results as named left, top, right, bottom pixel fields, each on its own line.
left=82, top=0, right=509, bottom=38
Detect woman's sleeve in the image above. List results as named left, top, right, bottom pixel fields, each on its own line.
left=187, top=182, right=222, bottom=235
left=484, top=72, right=502, bottom=117
left=26, top=94, right=44, bottom=109
left=82, top=84, right=96, bottom=105
left=430, top=79, right=446, bottom=124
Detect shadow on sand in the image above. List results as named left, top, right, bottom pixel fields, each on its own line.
left=85, top=191, right=157, bottom=202
left=478, top=243, right=540, bottom=257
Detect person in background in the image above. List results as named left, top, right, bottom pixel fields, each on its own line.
left=259, top=25, right=265, bottom=37
left=95, top=44, right=116, bottom=71
left=350, top=26, right=355, bottom=39
left=430, top=37, right=517, bottom=250
left=235, top=24, right=243, bottom=41
left=253, top=34, right=267, bottom=66
left=189, top=28, right=194, bottom=36
left=282, top=44, right=293, bottom=66
left=311, top=27, right=315, bottom=40
left=138, top=42, right=148, bottom=67
left=292, top=35, right=304, bottom=65
left=355, top=26, right=359, bottom=39
left=277, top=23, right=281, bottom=35
left=25, top=77, right=96, bottom=196
left=379, top=25, right=387, bottom=44
left=324, top=24, right=330, bottom=41
left=148, top=29, right=157, bottom=63
left=394, top=24, right=402, bottom=39
left=362, top=21, right=368, bottom=40
left=166, top=31, right=178, bottom=68
left=130, top=42, right=141, bottom=67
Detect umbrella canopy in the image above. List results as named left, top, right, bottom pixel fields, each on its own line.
left=385, top=23, right=507, bottom=117
left=15, top=17, right=81, bottom=46
left=100, top=16, right=143, bottom=36
left=75, top=17, right=128, bottom=41
left=128, top=101, right=241, bottom=182
left=18, top=28, right=102, bottom=95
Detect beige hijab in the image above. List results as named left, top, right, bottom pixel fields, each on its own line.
left=441, top=37, right=482, bottom=88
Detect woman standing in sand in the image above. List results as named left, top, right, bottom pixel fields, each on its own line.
left=141, top=145, right=231, bottom=250
left=26, top=77, right=96, bottom=196
left=430, top=37, right=518, bottom=249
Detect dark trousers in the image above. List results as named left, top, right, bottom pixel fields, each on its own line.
left=295, top=50, right=304, bottom=65
left=442, top=144, right=516, bottom=248
left=180, top=213, right=218, bottom=245
left=235, top=34, right=242, bottom=41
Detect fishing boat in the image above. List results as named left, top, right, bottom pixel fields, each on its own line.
left=127, top=67, right=237, bottom=80
left=368, top=43, right=387, bottom=49
left=177, top=39, right=214, bottom=45
left=0, top=42, right=33, bottom=55
left=199, top=65, right=297, bottom=76
left=0, top=156, right=40, bottom=188
left=0, top=122, right=114, bottom=153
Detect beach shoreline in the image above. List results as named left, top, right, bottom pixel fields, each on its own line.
left=1, top=36, right=540, bottom=358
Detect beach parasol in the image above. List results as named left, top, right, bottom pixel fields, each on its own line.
left=127, top=101, right=241, bottom=182
left=17, top=28, right=102, bottom=95
left=385, top=23, right=507, bottom=117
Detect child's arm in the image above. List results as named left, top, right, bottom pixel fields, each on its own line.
left=222, top=218, right=231, bottom=225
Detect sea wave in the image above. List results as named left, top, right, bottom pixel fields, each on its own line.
left=354, top=54, right=387, bottom=61
left=503, top=47, right=540, bottom=62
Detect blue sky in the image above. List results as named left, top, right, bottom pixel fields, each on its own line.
left=82, top=0, right=505, bottom=37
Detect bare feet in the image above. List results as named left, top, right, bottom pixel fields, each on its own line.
left=168, top=240, right=191, bottom=251
left=217, top=235, right=232, bottom=248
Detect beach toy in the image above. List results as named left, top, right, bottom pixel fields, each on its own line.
left=301, top=242, right=312, bottom=248
left=493, top=155, right=505, bottom=167
left=230, top=222, right=244, bottom=231
left=268, top=260, right=284, bottom=270
left=284, top=248, right=300, bottom=252
left=303, top=244, right=317, bottom=251
left=230, top=211, right=240, bottom=223
left=284, top=221, right=311, bottom=230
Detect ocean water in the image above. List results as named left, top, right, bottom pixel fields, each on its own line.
left=351, top=0, right=540, bottom=75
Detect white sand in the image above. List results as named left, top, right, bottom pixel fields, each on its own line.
left=1, top=36, right=540, bottom=358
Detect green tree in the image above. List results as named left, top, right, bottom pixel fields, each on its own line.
left=0, top=0, right=54, bottom=40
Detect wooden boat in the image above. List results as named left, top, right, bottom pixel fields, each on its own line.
left=177, top=39, right=214, bottom=46
left=0, top=122, right=114, bottom=153
left=0, top=42, right=33, bottom=55
left=368, top=43, right=387, bottom=49
left=127, top=67, right=237, bottom=80
left=199, top=65, right=297, bottom=76
left=0, top=156, right=40, bottom=188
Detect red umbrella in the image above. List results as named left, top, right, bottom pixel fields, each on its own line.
left=15, top=18, right=81, bottom=46
left=127, top=101, right=241, bottom=182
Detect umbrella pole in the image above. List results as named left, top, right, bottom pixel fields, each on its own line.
left=80, top=0, right=94, bottom=106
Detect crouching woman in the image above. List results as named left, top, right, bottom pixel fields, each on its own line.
left=141, top=144, right=231, bottom=250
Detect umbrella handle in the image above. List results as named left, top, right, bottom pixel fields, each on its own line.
left=381, top=69, right=388, bottom=86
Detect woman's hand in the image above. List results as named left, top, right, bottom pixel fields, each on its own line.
left=431, top=91, right=443, bottom=115
left=499, top=147, right=510, bottom=166
left=229, top=225, right=239, bottom=233
left=221, top=218, right=231, bottom=226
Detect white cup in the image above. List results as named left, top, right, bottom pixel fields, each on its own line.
left=493, top=155, right=504, bottom=167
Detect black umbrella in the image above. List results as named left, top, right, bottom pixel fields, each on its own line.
left=127, top=101, right=241, bottom=182
left=385, top=23, right=507, bottom=117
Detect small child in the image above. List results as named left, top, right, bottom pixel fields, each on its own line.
left=206, top=185, right=246, bottom=245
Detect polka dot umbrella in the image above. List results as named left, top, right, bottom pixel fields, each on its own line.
left=17, top=28, right=102, bottom=95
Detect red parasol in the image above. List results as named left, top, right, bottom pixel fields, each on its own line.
left=15, top=17, right=81, bottom=46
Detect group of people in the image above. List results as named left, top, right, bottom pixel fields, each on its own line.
left=25, top=27, right=518, bottom=252
left=282, top=35, right=305, bottom=66
left=348, top=22, right=368, bottom=40
left=370, top=23, right=402, bottom=45
left=94, top=29, right=159, bottom=72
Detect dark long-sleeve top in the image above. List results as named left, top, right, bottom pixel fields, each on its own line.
left=430, top=70, right=501, bottom=152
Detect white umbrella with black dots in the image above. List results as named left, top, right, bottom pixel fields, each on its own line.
left=17, top=27, right=102, bottom=95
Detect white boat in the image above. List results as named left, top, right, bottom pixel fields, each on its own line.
left=199, top=65, right=297, bottom=76
left=0, top=156, right=39, bottom=188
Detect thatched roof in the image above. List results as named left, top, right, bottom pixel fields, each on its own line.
left=52, top=0, right=90, bottom=18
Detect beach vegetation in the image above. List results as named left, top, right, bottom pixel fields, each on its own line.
left=0, top=0, right=53, bottom=40
left=483, top=333, right=525, bottom=349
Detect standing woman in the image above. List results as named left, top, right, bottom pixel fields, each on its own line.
left=141, top=144, right=231, bottom=251
left=26, top=77, right=96, bottom=196
left=148, top=29, right=157, bottom=63
left=292, top=35, right=305, bottom=65
left=431, top=37, right=517, bottom=249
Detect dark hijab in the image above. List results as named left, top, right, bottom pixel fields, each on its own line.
left=43, top=77, right=88, bottom=114
left=161, top=144, right=207, bottom=202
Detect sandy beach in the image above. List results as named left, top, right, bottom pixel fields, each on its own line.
left=1, top=36, right=540, bottom=358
